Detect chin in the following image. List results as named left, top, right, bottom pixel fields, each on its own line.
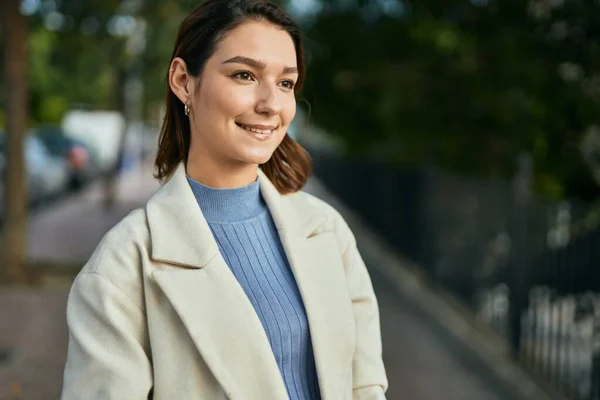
left=246, top=153, right=275, bottom=166
left=233, top=153, right=274, bottom=167
left=238, top=146, right=279, bottom=166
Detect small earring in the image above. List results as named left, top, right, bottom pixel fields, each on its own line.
left=184, top=101, right=190, bottom=116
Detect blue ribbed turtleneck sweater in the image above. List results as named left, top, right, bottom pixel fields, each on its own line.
left=187, top=175, right=321, bottom=400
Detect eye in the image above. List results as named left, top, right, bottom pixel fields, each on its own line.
left=232, top=71, right=255, bottom=81
left=280, top=80, right=296, bottom=90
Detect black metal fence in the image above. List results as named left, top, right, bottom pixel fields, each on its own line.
left=308, top=147, right=600, bottom=400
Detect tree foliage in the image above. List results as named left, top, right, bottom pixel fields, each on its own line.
left=2, top=0, right=600, bottom=200
left=300, top=0, right=600, bottom=200
left=0, top=0, right=196, bottom=124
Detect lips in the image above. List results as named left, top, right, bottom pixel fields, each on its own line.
left=236, top=122, right=277, bottom=135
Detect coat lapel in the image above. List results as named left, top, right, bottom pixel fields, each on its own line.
left=146, top=165, right=287, bottom=399
left=260, top=172, right=357, bottom=399
left=145, top=163, right=355, bottom=400
left=279, top=234, right=357, bottom=399
left=151, top=262, right=288, bottom=399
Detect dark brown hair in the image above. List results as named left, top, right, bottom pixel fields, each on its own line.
left=154, top=0, right=311, bottom=194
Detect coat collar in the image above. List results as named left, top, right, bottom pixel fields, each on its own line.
left=146, top=162, right=327, bottom=269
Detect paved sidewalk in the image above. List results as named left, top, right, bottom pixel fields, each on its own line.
left=0, top=288, right=69, bottom=400
left=28, top=163, right=160, bottom=269
left=373, top=270, right=504, bottom=400
left=0, top=167, right=514, bottom=400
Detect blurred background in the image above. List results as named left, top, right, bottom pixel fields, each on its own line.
left=1, top=0, right=599, bottom=399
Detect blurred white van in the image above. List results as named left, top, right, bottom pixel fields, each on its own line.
left=61, top=110, right=125, bottom=172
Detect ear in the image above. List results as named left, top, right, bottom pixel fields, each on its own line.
left=169, top=57, right=193, bottom=104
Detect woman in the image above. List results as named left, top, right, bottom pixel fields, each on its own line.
left=61, top=1, right=388, bottom=399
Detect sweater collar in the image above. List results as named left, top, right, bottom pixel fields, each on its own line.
left=186, top=174, right=267, bottom=223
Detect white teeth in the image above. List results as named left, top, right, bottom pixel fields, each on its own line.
left=239, top=124, right=273, bottom=135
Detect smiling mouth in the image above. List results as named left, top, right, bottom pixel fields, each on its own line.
left=236, top=122, right=276, bottom=135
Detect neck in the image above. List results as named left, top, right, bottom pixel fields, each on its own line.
left=186, top=154, right=259, bottom=189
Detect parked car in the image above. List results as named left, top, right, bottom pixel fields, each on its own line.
left=0, top=133, right=70, bottom=205
left=33, top=126, right=99, bottom=189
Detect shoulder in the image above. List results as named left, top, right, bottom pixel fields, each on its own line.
left=289, top=188, right=356, bottom=251
left=294, top=190, right=346, bottom=223
left=75, top=208, right=150, bottom=309
left=91, top=208, right=149, bottom=256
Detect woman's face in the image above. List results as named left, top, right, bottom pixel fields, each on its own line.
left=182, top=21, right=299, bottom=169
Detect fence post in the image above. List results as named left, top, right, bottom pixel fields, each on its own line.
left=420, top=156, right=438, bottom=281
left=508, top=153, right=533, bottom=357
left=592, top=304, right=600, bottom=400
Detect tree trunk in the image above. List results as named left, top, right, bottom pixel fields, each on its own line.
left=103, top=15, right=146, bottom=211
left=1, top=0, right=29, bottom=284
left=103, top=65, right=128, bottom=211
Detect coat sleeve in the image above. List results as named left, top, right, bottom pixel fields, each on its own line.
left=338, top=217, right=389, bottom=400
left=62, top=254, right=152, bottom=398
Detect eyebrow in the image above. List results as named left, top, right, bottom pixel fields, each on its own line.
left=222, top=56, right=298, bottom=74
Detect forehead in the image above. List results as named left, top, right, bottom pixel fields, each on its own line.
left=214, top=21, right=297, bottom=67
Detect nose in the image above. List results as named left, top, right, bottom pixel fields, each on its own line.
left=255, top=83, right=282, bottom=116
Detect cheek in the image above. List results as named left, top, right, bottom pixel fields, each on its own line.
left=282, top=96, right=297, bottom=126
left=199, top=81, right=254, bottom=121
